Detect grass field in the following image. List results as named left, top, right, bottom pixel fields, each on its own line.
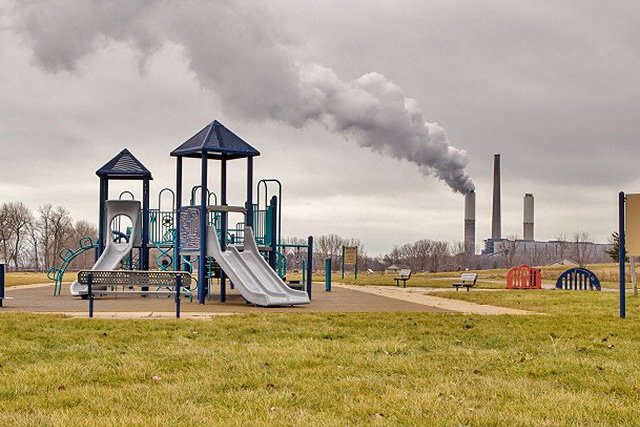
left=4, top=272, right=50, bottom=287
left=333, top=263, right=635, bottom=289
left=1, top=289, right=640, bottom=425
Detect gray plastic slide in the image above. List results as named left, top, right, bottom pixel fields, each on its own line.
left=70, top=200, right=142, bottom=296
left=206, top=226, right=310, bottom=306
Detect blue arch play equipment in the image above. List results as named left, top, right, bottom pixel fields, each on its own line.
left=555, top=268, right=601, bottom=291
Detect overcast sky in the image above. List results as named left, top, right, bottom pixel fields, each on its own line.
left=1, top=1, right=639, bottom=255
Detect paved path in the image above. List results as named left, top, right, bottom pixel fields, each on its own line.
left=334, top=284, right=537, bottom=315
left=1, top=282, right=453, bottom=316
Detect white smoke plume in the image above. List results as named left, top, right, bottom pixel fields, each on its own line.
left=8, top=0, right=474, bottom=193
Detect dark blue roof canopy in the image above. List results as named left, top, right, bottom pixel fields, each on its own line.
left=171, top=120, right=260, bottom=160
left=96, top=148, right=153, bottom=180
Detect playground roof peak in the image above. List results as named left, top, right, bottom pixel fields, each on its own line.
left=96, top=148, right=153, bottom=180
left=170, top=120, right=261, bottom=160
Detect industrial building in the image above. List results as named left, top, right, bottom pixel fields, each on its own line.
left=464, top=154, right=612, bottom=266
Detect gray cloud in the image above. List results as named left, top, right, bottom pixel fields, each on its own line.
left=1, top=0, right=639, bottom=252
left=9, top=0, right=474, bottom=193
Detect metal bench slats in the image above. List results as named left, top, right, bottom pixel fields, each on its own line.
left=394, top=269, right=412, bottom=288
left=78, top=270, right=193, bottom=318
left=452, top=273, right=478, bottom=292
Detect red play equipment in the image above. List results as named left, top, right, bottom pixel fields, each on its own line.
left=506, top=264, right=542, bottom=290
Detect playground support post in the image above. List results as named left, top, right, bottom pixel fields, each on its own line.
left=325, top=258, right=331, bottom=292
left=198, top=151, right=208, bottom=304
left=0, top=263, right=4, bottom=307
left=220, top=156, right=227, bottom=303
left=269, top=196, right=277, bottom=270
left=246, top=157, right=254, bottom=228
left=97, top=177, right=108, bottom=260
left=355, top=251, right=358, bottom=279
left=341, top=246, right=345, bottom=279
left=175, top=274, right=181, bottom=319
left=88, top=272, right=94, bottom=318
left=141, top=178, right=150, bottom=270
left=306, top=236, right=313, bottom=299
left=619, top=191, right=626, bottom=319
left=141, top=177, right=150, bottom=292
left=174, top=157, right=182, bottom=271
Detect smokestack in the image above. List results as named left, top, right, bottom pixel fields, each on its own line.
left=464, top=191, right=476, bottom=254
left=523, top=193, right=534, bottom=240
left=491, top=154, right=501, bottom=239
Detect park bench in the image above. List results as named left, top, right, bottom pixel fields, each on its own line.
left=77, top=270, right=193, bottom=318
left=394, top=269, right=412, bottom=288
left=452, top=273, right=478, bottom=292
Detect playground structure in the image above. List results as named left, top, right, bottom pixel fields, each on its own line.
left=555, top=267, right=601, bottom=291
left=506, top=265, right=542, bottom=290
left=48, top=120, right=312, bottom=307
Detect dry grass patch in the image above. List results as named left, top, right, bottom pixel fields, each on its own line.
left=4, top=272, right=50, bottom=287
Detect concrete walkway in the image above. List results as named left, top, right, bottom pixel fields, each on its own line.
left=334, top=284, right=537, bottom=315
left=1, top=282, right=452, bottom=315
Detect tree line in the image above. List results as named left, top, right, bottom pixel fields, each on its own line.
left=283, top=234, right=463, bottom=273
left=0, top=202, right=97, bottom=271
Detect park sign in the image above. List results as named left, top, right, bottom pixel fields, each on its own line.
left=626, top=193, right=640, bottom=256
left=341, top=246, right=358, bottom=279
left=344, top=246, right=358, bottom=265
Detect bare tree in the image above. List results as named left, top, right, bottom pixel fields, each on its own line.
left=573, top=232, right=595, bottom=267
left=497, top=235, right=520, bottom=268
left=554, top=233, right=571, bottom=262
left=527, top=243, right=542, bottom=267
left=4, top=202, right=33, bottom=269
left=38, top=205, right=73, bottom=269
left=315, top=234, right=343, bottom=260
left=0, top=204, right=14, bottom=263
left=36, top=204, right=54, bottom=268
left=427, top=240, right=450, bottom=272
left=65, top=220, right=98, bottom=270
left=28, top=221, right=40, bottom=270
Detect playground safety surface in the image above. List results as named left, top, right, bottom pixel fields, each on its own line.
left=1, top=282, right=455, bottom=316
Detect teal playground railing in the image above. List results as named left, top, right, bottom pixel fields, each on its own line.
left=47, top=237, right=97, bottom=296
left=49, top=183, right=283, bottom=296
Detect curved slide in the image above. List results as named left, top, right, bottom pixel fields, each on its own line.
left=207, top=226, right=310, bottom=306
left=70, top=200, right=141, bottom=296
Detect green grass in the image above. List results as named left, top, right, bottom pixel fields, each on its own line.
left=331, top=263, right=635, bottom=290
left=1, top=290, right=640, bottom=425
left=4, top=272, right=50, bottom=287
left=334, top=273, right=504, bottom=289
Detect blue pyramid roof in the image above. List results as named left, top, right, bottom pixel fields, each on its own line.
left=96, top=149, right=152, bottom=180
left=170, top=120, right=260, bottom=160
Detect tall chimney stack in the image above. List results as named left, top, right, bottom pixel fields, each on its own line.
left=491, top=154, right=501, bottom=239
left=523, top=193, right=534, bottom=240
left=464, top=191, right=476, bottom=254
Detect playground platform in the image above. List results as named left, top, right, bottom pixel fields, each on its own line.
left=1, top=282, right=453, bottom=316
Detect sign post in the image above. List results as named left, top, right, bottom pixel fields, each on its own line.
left=342, top=246, right=358, bottom=280
left=0, top=263, right=4, bottom=308
left=618, top=192, right=640, bottom=318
